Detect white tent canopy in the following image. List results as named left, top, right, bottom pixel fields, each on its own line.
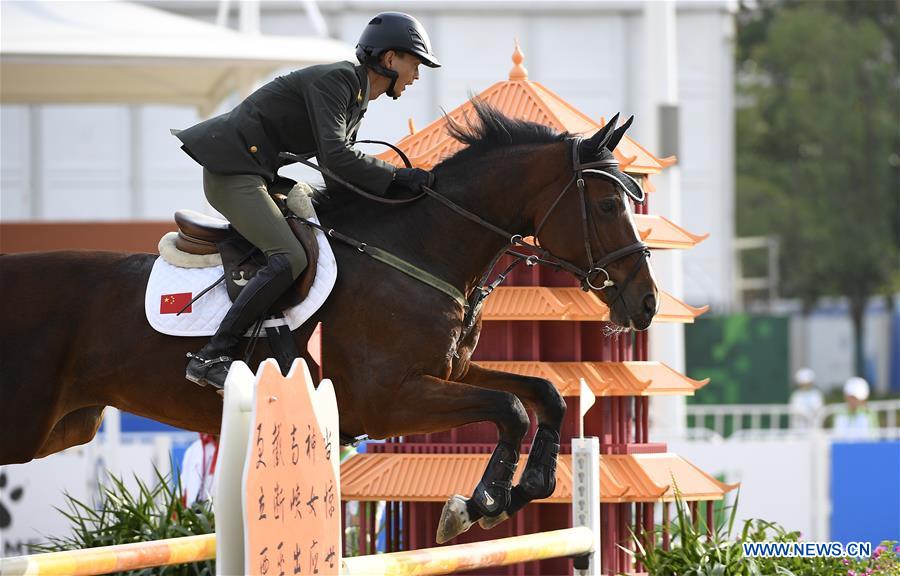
left=0, top=0, right=355, bottom=115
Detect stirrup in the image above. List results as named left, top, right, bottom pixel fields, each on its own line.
left=185, top=352, right=233, bottom=389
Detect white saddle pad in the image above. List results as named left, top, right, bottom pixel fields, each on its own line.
left=144, top=216, right=337, bottom=337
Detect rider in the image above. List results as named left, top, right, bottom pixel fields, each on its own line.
left=175, top=12, right=440, bottom=391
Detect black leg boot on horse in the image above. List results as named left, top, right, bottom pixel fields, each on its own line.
left=436, top=441, right=520, bottom=544
left=186, top=253, right=295, bottom=391
left=479, top=425, right=560, bottom=530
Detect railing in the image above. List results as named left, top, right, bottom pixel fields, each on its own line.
left=686, top=399, right=900, bottom=440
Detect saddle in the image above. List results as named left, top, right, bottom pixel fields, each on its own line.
left=172, top=180, right=319, bottom=313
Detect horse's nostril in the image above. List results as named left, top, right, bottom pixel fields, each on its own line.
left=643, top=293, right=657, bottom=315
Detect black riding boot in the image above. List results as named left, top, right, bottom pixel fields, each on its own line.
left=186, top=253, right=294, bottom=390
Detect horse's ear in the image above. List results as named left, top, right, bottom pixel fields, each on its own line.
left=605, top=115, right=634, bottom=152
left=581, top=112, right=620, bottom=156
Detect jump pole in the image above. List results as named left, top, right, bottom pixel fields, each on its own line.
left=0, top=534, right=216, bottom=576
left=342, top=526, right=594, bottom=575
left=0, top=527, right=596, bottom=576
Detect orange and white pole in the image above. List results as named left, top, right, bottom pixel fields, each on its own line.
left=341, top=527, right=594, bottom=576
left=0, top=534, right=216, bottom=576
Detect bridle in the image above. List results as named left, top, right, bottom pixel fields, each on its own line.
left=278, top=136, right=650, bottom=318
left=529, top=137, right=650, bottom=296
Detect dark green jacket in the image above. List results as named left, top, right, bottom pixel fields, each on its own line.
left=176, top=61, right=395, bottom=194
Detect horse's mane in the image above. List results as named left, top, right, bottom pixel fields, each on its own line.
left=438, top=99, right=569, bottom=170
left=312, top=99, right=569, bottom=212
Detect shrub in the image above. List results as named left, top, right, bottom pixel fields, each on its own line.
left=622, top=489, right=899, bottom=576
left=31, top=469, right=215, bottom=576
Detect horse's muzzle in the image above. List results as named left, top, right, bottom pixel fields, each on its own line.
left=631, top=291, right=658, bottom=331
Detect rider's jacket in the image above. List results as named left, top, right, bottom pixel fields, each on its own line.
left=176, top=61, right=395, bottom=194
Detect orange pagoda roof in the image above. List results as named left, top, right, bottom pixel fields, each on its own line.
left=475, top=361, right=709, bottom=397
left=483, top=287, right=708, bottom=323
left=634, top=214, right=708, bottom=250
left=340, top=453, right=737, bottom=504
left=516, top=214, right=705, bottom=251
left=377, top=42, right=671, bottom=174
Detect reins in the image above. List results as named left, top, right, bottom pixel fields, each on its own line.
left=277, top=137, right=650, bottom=336
left=287, top=215, right=469, bottom=310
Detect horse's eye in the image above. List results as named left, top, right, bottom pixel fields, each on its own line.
left=600, top=198, right=617, bottom=213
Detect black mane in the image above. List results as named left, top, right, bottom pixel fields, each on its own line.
left=311, top=99, right=569, bottom=211
left=438, top=99, right=569, bottom=171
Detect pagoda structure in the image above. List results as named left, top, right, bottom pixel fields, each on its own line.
left=340, top=43, right=735, bottom=575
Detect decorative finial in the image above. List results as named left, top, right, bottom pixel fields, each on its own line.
left=509, top=39, right=528, bottom=81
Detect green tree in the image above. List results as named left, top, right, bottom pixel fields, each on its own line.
left=736, top=0, right=900, bottom=376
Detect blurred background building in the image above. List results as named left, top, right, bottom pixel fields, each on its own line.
left=1, top=0, right=736, bottom=308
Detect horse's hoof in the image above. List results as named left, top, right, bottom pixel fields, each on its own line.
left=436, top=495, right=473, bottom=544
left=478, top=511, right=509, bottom=530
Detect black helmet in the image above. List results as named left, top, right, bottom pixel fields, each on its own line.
left=356, top=12, right=441, bottom=68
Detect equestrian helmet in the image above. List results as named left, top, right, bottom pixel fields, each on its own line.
left=356, top=12, right=441, bottom=68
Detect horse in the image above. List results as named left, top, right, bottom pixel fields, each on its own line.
left=0, top=102, right=657, bottom=543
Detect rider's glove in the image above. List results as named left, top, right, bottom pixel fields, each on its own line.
left=392, top=168, right=435, bottom=192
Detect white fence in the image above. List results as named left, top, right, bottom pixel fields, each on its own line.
left=669, top=399, right=900, bottom=542
left=685, top=399, right=900, bottom=440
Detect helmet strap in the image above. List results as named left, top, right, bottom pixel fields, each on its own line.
left=370, top=62, right=401, bottom=100
left=387, top=77, right=400, bottom=100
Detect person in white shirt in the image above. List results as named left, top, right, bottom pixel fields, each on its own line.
left=789, top=367, right=824, bottom=429
left=832, top=377, right=879, bottom=440
left=179, top=433, right=219, bottom=505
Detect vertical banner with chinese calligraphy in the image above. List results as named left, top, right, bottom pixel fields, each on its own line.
left=242, top=358, right=341, bottom=576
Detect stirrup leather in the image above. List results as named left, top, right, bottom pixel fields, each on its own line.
left=186, top=352, right=233, bottom=368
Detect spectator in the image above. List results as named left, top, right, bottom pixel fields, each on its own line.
left=832, top=377, right=879, bottom=440
left=789, top=367, right=824, bottom=429
left=180, top=433, right=219, bottom=505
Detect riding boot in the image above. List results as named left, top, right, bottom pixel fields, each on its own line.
left=186, top=253, right=295, bottom=390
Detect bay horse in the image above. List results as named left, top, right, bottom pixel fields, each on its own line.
left=0, top=102, right=657, bottom=542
